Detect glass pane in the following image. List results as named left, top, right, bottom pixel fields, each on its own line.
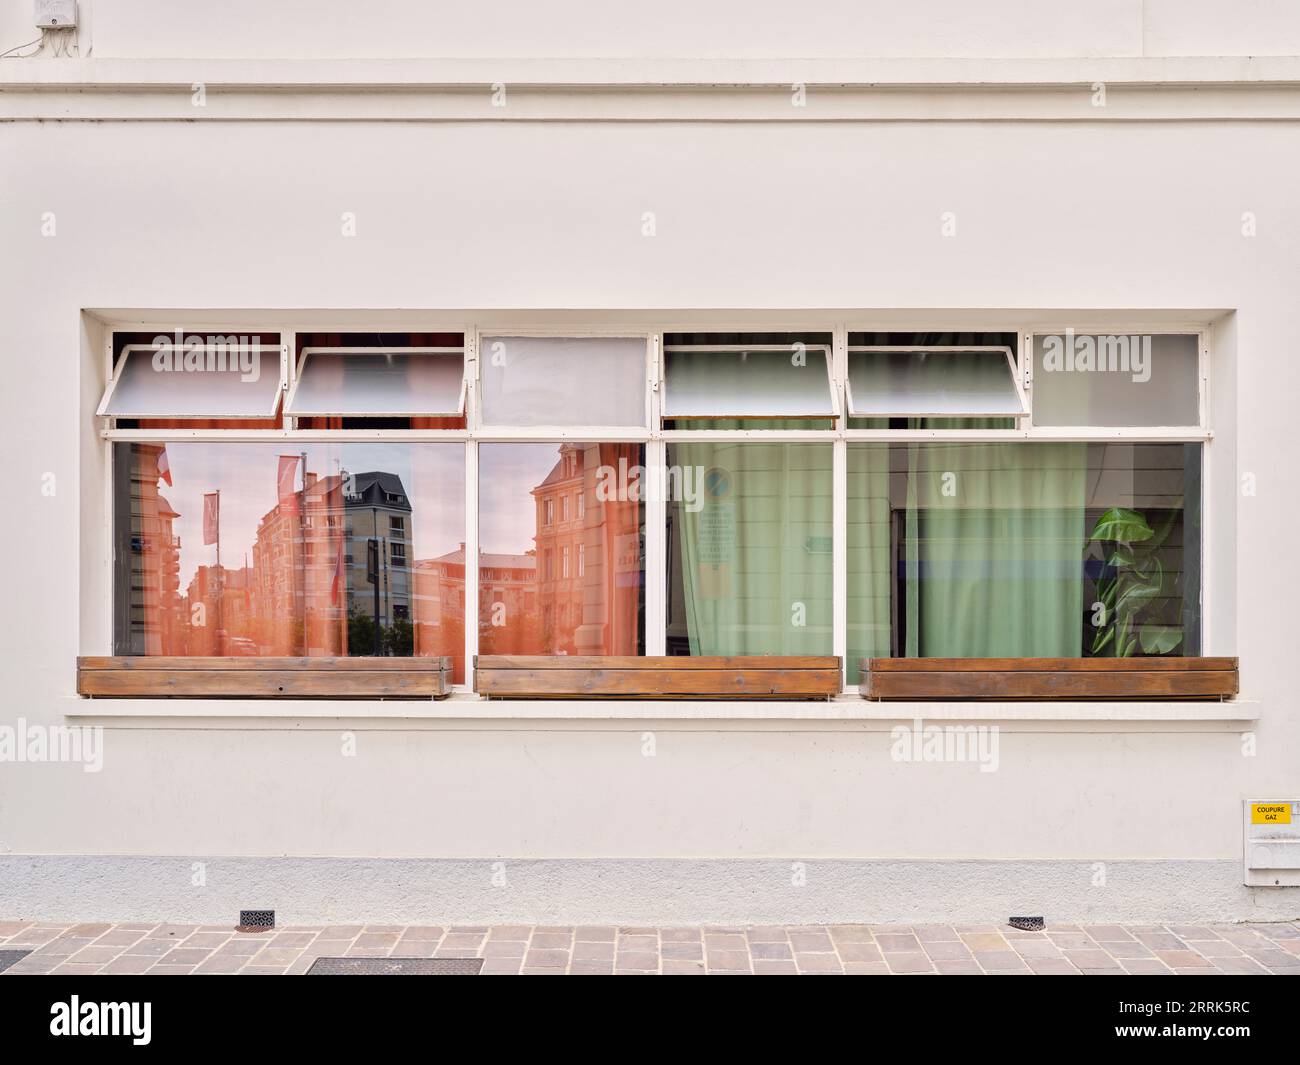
left=478, top=442, right=645, bottom=654
left=1031, top=333, right=1200, bottom=426
left=479, top=336, right=646, bottom=426
left=847, top=349, right=1023, bottom=418
left=113, top=442, right=467, bottom=681
left=103, top=346, right=282, bottom=418
left=846, top=441, right=1201, bottom=664
left=666, top=442, right=832, bottom=655
left=289, top=351, right=463, bottom=417
left=664, top=348, right=835, bottom=418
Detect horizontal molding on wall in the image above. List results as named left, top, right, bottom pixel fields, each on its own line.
left=2, top=855, right=1293, bottom=924
left=4, top=57, right=1300, bottom=121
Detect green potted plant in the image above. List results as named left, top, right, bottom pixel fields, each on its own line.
left=1088, top=507, right=1183, bottom=657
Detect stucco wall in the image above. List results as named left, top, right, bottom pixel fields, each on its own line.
left=6, top=0, right=1300, bottom=60
left=0, top=3, right=1296, bottom=920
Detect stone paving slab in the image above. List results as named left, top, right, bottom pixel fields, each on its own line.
left=0, top=920, right=1296, bottom=975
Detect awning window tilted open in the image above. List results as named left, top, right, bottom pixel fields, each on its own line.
left=663, top=344, right=838, bottom=419
left=846, top=346, right=1027, bottom=419
left=285, top=347, right=467, bottom=418
left=97, top=343, right=287, bottom=419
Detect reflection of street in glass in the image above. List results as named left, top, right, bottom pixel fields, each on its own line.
left=114, top=443, right=466, bottom=681
left=477, top=442, right=645, bottom=656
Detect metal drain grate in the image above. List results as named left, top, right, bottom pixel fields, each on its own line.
left=308, top=957, right=483, bottom=975
left=237, top=909, right=275, bottom=931
left=0, top=950, right=32, bottom=974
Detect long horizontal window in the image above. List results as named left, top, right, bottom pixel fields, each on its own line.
left=101, top=323, right=1214, bottom=695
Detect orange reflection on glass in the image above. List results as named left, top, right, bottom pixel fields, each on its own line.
left=114, top=442, right=467, bottom=682
left=477, top=443, right=645, bottom=656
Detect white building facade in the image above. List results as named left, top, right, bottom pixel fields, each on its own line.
left=1, top=0, right=1298, bottom=923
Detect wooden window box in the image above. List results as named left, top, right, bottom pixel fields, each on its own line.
left=76, top=657, right=454, bottom=699
left=860, top=657, right=1239, bottom=701
left=475, top=656, right=842, bottom=700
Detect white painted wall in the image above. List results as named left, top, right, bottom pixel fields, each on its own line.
left=2, top=0, right=1297, bottom=60
left=0, top=2, right=1296, bottom=918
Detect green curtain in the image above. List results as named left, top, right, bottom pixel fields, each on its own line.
left=904, top=438, right=1087, bottom=657
left=846, top=441, right=892, bottom=666
left=673, top=422, right=832, bottom=655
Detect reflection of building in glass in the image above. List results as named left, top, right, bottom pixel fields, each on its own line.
left=532, top=446, right=586, bottom=652
left=119, top=443, right=464, bottom=668
left=521, top=443, right=641, bottom=654
left=246, top=467, right=413, bottom=654
left=423, top=545, right=535, bottom=653
left=122, top=444, right=184, bottom=654
left=339, top=470, right=414, bottom=628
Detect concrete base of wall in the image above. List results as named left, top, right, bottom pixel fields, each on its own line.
left=3, top=856, right=1296, bottom=925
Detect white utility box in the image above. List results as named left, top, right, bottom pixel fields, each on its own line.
left=35, top=0, right=77, bottom=30
left=1244, top=800, right=1300, bottom=886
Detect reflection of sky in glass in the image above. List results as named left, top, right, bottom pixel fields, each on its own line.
left=158, top=443, right=464, bottom=587
left=478, top=443, right=567, bottom=556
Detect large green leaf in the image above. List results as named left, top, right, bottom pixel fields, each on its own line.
left=1116, top=582, right=1163, bottom=620
left=1107, top=547, right=1135, bottom=569
left=1089, top=507, right=1154, bottom=545
left=1139, top=623, right=1183, bottom=655
left=1091, top=626, right=1115, bottom=655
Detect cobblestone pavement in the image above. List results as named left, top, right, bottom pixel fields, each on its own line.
left=2, top=920, right=1298, bottom=975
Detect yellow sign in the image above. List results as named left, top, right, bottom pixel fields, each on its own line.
left=1251, top=803, right=1292, bottom=825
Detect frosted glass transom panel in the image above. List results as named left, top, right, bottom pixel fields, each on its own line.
left=1031, top=333, right=1200, bottom=427
left=479, top=336, right=647, bottom=427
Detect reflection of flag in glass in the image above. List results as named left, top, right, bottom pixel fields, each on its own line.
left=157, top=447, right=172, bottom=487
left=202, top=492, right=220, bottom=546
left=277, top=455, right=300, bottom=514
left=331, top=543, right=346, bottom=606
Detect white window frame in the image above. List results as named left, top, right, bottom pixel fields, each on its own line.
left=96, top=317, right=1215, bottom=699
left=285, top=346, right=467, bottom=419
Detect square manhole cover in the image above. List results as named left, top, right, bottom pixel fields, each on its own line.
left=0, top=950, right=32, bottom=974
left=307, top=957, right=483, bottom=975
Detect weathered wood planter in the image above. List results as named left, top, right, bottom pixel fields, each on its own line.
left=475, top=655, right=842, bottom=699
left=859, top=657, right=1239, bottom=700
left=76, top=657, right=455, bottom=699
